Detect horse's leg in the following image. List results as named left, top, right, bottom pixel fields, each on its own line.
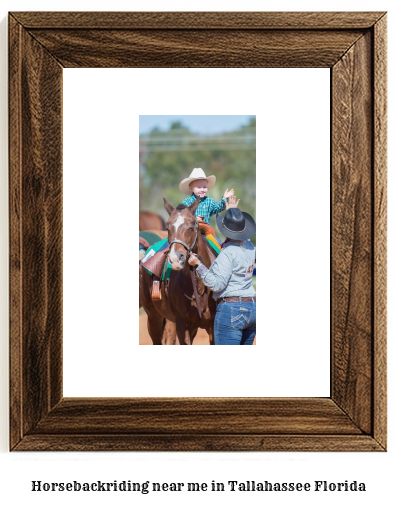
left=189, top=328, right=198, bottom=345
left=145, top=307, right=165, bottom=345
left=162, top=319, right=177, bottom=345
left=208, top=326, right=215, bottom=345
left=184, top=328, right=192, bottom=345
left=140, top=264, right=168, bottom=344
left=176, top=316, right=190, bottom=345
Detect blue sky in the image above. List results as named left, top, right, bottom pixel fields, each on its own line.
left=139, top=115, right=255, bottom=135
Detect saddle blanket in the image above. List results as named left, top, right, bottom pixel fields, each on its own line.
left=141, top=235, right=222, bottom=281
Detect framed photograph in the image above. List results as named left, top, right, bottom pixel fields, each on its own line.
left=9, top=11, right=387, bottom=451
left=62, top=73, right=330, bottom=399
left=137, top=113, right=258, bottom=347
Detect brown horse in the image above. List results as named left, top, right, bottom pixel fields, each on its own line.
left=139, top=270, right=177, bottom=345
left=139, top=197, right=217, bottom=345
left=139, top=211, right=166, bottom=231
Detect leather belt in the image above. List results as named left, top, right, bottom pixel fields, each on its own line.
left=217, top=296, right=256, bottom=304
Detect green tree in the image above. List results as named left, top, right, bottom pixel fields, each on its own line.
left=139, top=118, right=256, bottom=243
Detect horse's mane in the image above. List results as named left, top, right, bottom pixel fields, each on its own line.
left=176, top=204, right=187, bottom=211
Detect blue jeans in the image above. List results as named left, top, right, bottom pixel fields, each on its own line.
left=214, top=300, right=256, bottom=345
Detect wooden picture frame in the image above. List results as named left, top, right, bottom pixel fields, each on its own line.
left=9, top=11, right=387, bottom=451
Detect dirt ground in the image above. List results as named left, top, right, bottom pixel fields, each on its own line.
left=139, top=313, right=255, bottom=345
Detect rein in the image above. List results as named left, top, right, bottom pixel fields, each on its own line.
left=167, top=220, right=207, bottom=319
left=185, top=256, right=208, bottom=319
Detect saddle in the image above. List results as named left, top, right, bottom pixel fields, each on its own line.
left=142, top=248, right=169, bottom=278
left=141, top=248, right=169, bottom=300
left=199, top=223, right=216, bottom=237
left=141, top=226, right=220, bottom=302
left=139, top=236, right=150, bottom=250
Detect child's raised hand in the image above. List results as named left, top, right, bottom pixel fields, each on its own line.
left=226, top=195, right=240, bottom=210
left=223, top=188, right=234, bottom=199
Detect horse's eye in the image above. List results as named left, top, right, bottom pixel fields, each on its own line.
left=188, top=227, right=194, bottom=232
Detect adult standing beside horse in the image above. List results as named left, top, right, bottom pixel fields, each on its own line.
left=188, top=207, right=256, bottom=345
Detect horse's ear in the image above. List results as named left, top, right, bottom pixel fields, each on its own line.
left=163, top=198, right=175, bottom=216
left=188, top=196, right=200, bottom=215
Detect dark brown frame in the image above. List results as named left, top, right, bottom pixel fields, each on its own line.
left=9, top=11, right=387, bottom=451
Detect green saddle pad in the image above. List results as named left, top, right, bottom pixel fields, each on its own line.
left=142, top=237, right=220, bottom=281
left=139, top=230, right=162, bottom=246
left=141, top=238, right=172, bottom=281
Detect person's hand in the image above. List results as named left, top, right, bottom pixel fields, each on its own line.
left=226, top=194, right=240, bottom=209
left=197, top=216, right=204, bottom=223
left=188, top=253, right=202, bottom=266
left=223, top=188, right=234, bottom=199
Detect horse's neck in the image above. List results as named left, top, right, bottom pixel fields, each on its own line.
left=195, top=231, right=215, bottom=268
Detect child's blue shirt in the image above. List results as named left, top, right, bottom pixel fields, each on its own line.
left=182, top=193, right=226, bottom=224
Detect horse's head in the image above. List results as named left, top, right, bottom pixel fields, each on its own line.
left=164, top=197, right=200, bottom=270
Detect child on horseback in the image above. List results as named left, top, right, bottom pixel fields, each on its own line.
left=179, top=168, right=236, bottom=225
left=141, top=168, right=238, bottom=288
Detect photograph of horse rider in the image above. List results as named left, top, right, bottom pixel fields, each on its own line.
left=139, top=115, right=256, bottom=345
left=180, top=167, right=235, bottom=225
left=188, top=204, right=256, bottom=345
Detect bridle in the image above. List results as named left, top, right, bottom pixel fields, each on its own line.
left=167, top=218, right=208, bottom=319
left=168, top=220, right=198, bottom=255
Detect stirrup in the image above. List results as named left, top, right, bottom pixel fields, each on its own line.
left=151, top=275, right=162, bottom=300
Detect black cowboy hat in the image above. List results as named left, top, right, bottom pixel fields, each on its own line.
left=216, top=208, right=256, bottom=241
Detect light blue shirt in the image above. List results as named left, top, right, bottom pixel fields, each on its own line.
left=196, top=240, right=256, bottom=299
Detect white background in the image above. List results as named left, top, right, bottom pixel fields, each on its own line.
left=0, top=1, right=395, bottom=507
left=63, top=68, right=330, bottom=397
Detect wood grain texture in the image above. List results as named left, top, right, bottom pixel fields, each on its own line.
left=373, top=14, right=387, bottom=449
left=14, top=435, right=383, bottom=452
left=332, top=32, right=373, bottom=434
left=27, top=29, right=364, bottom=68
left=32, top=398, right=362, bottom=435
left=9, top=16, right=63, bottom=448
left=11, top=11, right=386, bottom=29
left=9, top=14, right=23, bottom=451
left=8, top=11, right=387, bottom=452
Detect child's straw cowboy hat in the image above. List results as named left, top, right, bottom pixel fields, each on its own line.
left=179, top=168, right=216, bottom=195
